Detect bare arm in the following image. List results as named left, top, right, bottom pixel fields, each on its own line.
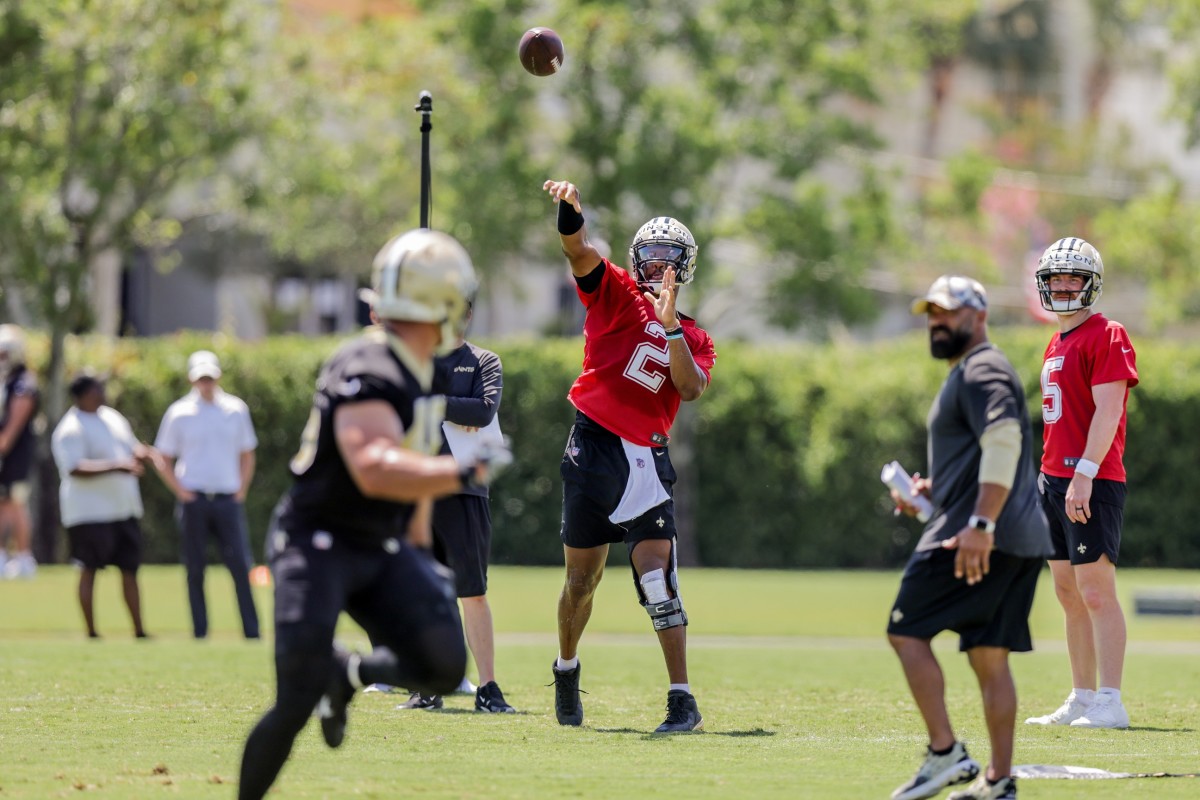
left=543, top=179, right=603, bottom=278
left=236, top=450, right=255, bottom=502
left=71, top=457, right=142, bottom=477
left=0, top=394, right=35, bottom=454
left=154, top=454, right=196, bottom=502
left=1065, top=379, right=1128, bottom=523
left=334, top=400, right=463, bottom=502
left=651, top=267, right=708, bottom=401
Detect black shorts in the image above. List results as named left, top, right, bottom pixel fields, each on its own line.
left=1040, top=473, right=1125, bottom=565
left=268, top=524, right=462, bottom=663
left=432, top=494, right=491, bottom=598
left=560, top=411, right=677, bottom=550
left=67, top=518, right=143, bottom=572
left=887, top=547, right=1043, bottom=652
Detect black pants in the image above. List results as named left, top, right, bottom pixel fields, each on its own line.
left=178, top=494, right=259, bottom=638
left=238, top=526, right=466, bottom=800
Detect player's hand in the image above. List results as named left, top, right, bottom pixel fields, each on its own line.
left=120, top=457, right=144, bottom=477
left=543, top=179, right=582, bottom=213
left=645, top=266, right=680, bottom=327
left=465, top=437, right=514, bottom=489
left=1065, top=474, right=1092, bottom=524
left=177, top=488, right=197, bottom=503
left=892, top=472, right=932, bottom=517
left=942, top=527, right=993, bottom=585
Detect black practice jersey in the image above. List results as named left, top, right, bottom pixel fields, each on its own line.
left=282, top=329, right=447, bottom=547
left=434, top=341, right=503, bottom=498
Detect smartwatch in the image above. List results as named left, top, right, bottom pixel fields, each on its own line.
left=968, top=515, right=996, bottom=534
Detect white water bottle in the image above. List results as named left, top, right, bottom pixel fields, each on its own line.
left=881, top=461, right=934, bottom=523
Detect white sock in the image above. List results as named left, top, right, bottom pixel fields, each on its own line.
left=346, top=653, right=364, bottom=690
left=556, top=656, right=578, bottom=671
left=1073, top=688, right=1095, bottom=703
left=669, top=683, right=690, bottom=694
left=1098, top=687, right=1121, bottom=702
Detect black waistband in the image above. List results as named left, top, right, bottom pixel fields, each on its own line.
left=193, top=491, right=235, bottom=501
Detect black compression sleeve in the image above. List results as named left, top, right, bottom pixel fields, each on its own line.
left=557, top=201, right=584, bottom=235
left=574, top=261, right=605, bottom=293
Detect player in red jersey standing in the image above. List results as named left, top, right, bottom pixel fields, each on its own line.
left=1024, top=237, right=1138, bottom=730
left=542, top=178, right=716, bottom=733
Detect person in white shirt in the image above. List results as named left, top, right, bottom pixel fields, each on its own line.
left=51, top=374, right=153, bottom=639
left=155, top=351, right=260, bottom=640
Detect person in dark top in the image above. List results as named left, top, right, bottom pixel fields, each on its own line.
left=0, top=324, right=39, bottom=579
left=237, top=229, right=504, bottom=800
left=886, top=276, right=1051, bottom=800
left=398, top=318, right=515, bottom=713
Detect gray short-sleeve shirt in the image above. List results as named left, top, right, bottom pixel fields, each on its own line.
left=917, top=343, right=1052, bottom=558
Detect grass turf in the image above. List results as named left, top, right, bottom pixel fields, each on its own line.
left=1, top=565, right=1198, bottom=798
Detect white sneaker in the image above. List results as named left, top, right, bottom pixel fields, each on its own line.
left=3, top=553, right=36, bottom=579
left=1024, top=692, right=1090, bottom=725
left=892, top=741, right=981, bottom=800
left=362, top=683, right=396, bottom=694
left=1070, top=694, right=1129, bottom=729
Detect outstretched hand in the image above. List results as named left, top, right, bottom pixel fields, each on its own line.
left=543, top=179, right=582, bottom=213
left=645, top=266, right=680, bottom=329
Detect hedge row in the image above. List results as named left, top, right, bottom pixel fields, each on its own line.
left=28, top=327, right=1200, bottom=569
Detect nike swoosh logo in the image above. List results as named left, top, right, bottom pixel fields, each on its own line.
left=1122, top=347, right=1132, bottom=353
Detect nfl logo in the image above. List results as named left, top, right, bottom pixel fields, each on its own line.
left=636, top=458, right=646, bottom=468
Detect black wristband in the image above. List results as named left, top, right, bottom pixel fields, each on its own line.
left=557, top=201, right=584, bottom=235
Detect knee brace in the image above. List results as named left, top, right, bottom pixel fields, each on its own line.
left=638, top=567, right=688, bottom=631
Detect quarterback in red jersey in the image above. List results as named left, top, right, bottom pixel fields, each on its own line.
left=1025, top=237, right=1138, bottom=731
left=542, top=178, right=715, bottom=734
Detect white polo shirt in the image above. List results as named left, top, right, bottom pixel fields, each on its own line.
left=155, top=388, right=257, bottom=494
left=51, top=405, right=144, bottom=527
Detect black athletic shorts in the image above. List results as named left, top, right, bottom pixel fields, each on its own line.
left=560, top=411, right=677, bottom=550
left=67, top=518, right=143, bottom=572
left=1039, top=473, right=1125, bottom=565
left=887, top=547, right=1043, bottom=652
left=432, top=494, right=491, bottom=598
left=268, top=524, right=462, bottom=662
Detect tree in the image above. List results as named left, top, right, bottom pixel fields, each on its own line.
left=0, top=0, right=265, bottom=558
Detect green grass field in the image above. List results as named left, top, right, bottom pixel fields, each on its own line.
left=1, top=565, right=1198, bottom=798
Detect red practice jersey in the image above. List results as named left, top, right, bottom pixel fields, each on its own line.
left=1040, top=313, right=1138, bottom=481
left=569, top=259, right=716, bottom=447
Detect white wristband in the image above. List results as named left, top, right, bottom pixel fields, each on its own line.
left=1074, top=458, right=1100, bottom=479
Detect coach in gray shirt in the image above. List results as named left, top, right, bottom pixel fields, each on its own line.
left=886, top=276, right=1051, bottom=800
left=155, top=350, right=260, bottom=640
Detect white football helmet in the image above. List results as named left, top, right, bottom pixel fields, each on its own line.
left=628, top=216, right=698, bottom=293
left=0, top=324, right=26, bottom=375
left=1036, top=237, right=1104, bottom=315
left=361, top=229, right=479, bottom=355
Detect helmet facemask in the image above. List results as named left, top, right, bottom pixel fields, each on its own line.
left=628, top=217, right=697, bottom=295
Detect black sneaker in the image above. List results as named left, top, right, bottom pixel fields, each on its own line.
left=653, top=690, right=703, bottom=733
left=550, top=662, right=584, bottom=726
left=475, top=681, right=517, bottom=713
left=316, top=646, right=356, bottom=748
left=397, top=691, right=443, bottom=710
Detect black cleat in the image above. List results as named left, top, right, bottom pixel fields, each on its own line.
left=654, top=690, right=703, bottom=733
left=550, top=662, right=584, bottom=726
left=397, top=691, right=443, bottom=710
left=475, top=681, right=517, bottom=713
left=316, top=646, right=357, bottom=748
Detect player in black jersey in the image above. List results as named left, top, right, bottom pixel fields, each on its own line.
left=238, top=229, right=503, bottom=800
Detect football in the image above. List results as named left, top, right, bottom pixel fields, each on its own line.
left=518, top=27, right=564, bottom=77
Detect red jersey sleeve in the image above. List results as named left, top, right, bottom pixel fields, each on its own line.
left=1092, top=321, right=1138, bottom=389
